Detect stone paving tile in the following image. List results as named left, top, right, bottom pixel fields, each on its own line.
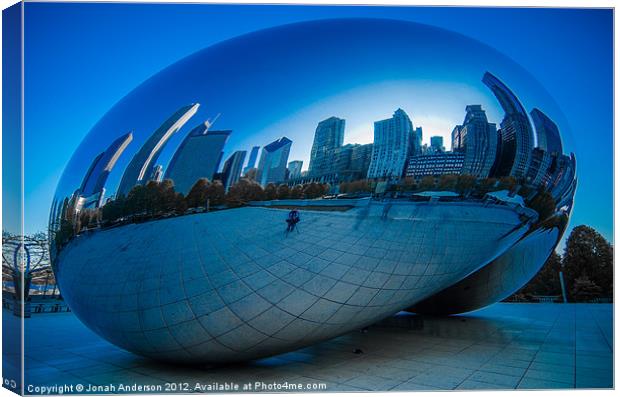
left=390, top=381, right=441, bottom=391
left=456, top=379, right=510, bottom=390
left=16, top=303, right=613, bottom=392
left=407, top=372, right=468, bottom=389
left=479, top=363, right=528, bottom=377
left=528, top=361, right=574, bottom=374
left=342, top=375, right=402, bottom=391
left=517, top=376, right=573, bottom=390
left=523, top=368, right=575, bottom=386
left=467, top=370, right=521, bottom=388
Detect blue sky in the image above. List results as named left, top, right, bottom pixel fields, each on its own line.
left=19, top=3, right=612, bottom=247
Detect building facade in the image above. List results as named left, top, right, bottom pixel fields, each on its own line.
left=256, top=137, right=292, bottom=186
left=308, top=117, right=345, bottom=177
left=221, top=150, right=247, bottom=191
left=482, top=72, right=533, bottom=179
left=150, top=164, right=164, bottom=183
left=164, top=125, right=231, bottom=195
left=287, top=160, right=303, bottom=179
left=405, top=152, right=465, bottom=180
left=243, top=146, right=260, bottom=176
left=367, top=108, right=413, bottom=180
left=527, top=108, right=564, bottom=187
left=117, top=103, right=199, bottom=197
left=455, top=105, right=498, bottom=178
left=430, top=136, right=445, bottom=153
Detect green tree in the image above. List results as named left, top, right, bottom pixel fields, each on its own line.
left=438, top=174, right=458, bottom=191
left=206, top=180, right=225, bottom=206
left=562, top=225, right=613, bottom=301
left=526, top=190, right=556, bottom=221
left=276, top=184, right=290, bottom=200
left=419, top=176, right=436, bottom=191
left=303, top=182, right=323, bottom=199
left=186, top=178, right=210, bottom=208
left=571, top=276, right=603, bottom=302
left=290, top=184, right=304, bottom=199
left=264, top=183, right=278, bottom=201
left=455, top=174, right=477, bottom=195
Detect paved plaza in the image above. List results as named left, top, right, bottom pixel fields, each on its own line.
left=17, top=303, right=613, bottom=392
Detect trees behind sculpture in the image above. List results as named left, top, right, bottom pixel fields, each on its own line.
left=562, top=225, right=613, bottom=302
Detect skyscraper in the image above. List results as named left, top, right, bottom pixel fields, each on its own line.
left=482, top=72, right=533, bottom=179
left=430, top=136, right=445, bottom=153
left=287, top=160, right=303, bottom=179
left=457, top=105, right=498, bottom=178
left=530, top=108, right=563, bottom=155
left=150, top=165, right=164, bottom=183
left=117, top=103, right=199, bottom=197
left=411, top=127, right=423, bottom=156
left=308, top=117, right=345, bottom=176
left=527, top=108, right=564, bottom=186
left=221, top=150, right=247, bottom=192
left=367, top=108, right=413, bottom=180
left=164, top=124, right=231, bottom=194
left=256, top=137, right=292, bottom=186
left=452, top=125, right=464, bottom=152
left=243, top=146, right=260, bottom=176
left=79, top=132, right=133, bottom=208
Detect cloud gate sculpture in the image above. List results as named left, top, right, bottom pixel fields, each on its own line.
left=49, top=19, right=576, bottom=363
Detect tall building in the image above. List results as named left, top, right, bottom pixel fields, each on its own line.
left=164, top=124, right=231, bottom=195
left=411, top=127, right=423, bottom=156
left=308, top=117, right=345, bottom=176
left=287, top=160, right=303, bottom=179
left=78, top=132, right=133, bottom=209
left=455, top=105, right=498, bottom=178
left=243, top=146, right=260, bottom=176
left=451, top=125, right=464, bottom=152
left=117, top=104, right=199, bottom=196
left=405, top=152, right=465, bottom=180
left=482, top=72, right=533, bottom=179
left=150, top=165, right=164, bottom=183
left=256, top=137, right=292, bottom=186
left=430, top=136, right=445, bottom=153
left=527, top=108, right=564, bottom=187
left=530, top=108, right=562, bottom=155
left=367, top=108, right=413, bottom=180
left=221, top=150, right=247, bottom=192
left=80, top=131, right=133, bottom=198
left=549, top=153, right=576, bottom=208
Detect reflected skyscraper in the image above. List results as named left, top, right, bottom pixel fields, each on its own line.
left=117, top=104, right=199, bottom=197
left=256, top=137, right=292, bottom=186
left=79, top=131, right=133, bottom=207
left=243, top=146, right=260, bottom=175
left=287, top=160, right=303, bottom=179
left=309, top=117, right=345, bottom=176
left=430, top=136, right=445, bottom=153
left=527, top=109, right=564, bottom=186
left=150, top=164, right=164, bottom=183
left=454, top=105, right=498, bottom=178
left=367, top=108, right=413, bottom=180
left=412, top=127, right=423, bottom=156
left=221, top=150, right=247, bottom=192
left=531, top=108, right=562, bottom=155
left=482, top=72, right=533, bottom=178
left=164, top=124, right=231, bottom=195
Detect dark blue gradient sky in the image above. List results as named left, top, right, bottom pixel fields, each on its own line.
left=22, top=4, right=612, bottom=246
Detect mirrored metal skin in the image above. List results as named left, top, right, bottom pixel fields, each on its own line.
left=55, top=200, right=536, bottom=363
left=48, top=19, right=577, bottom=363
left=408, top=212, right=571, bottom=315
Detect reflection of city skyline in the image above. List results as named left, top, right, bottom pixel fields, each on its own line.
left=71, top=71, right=574, bottom=215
